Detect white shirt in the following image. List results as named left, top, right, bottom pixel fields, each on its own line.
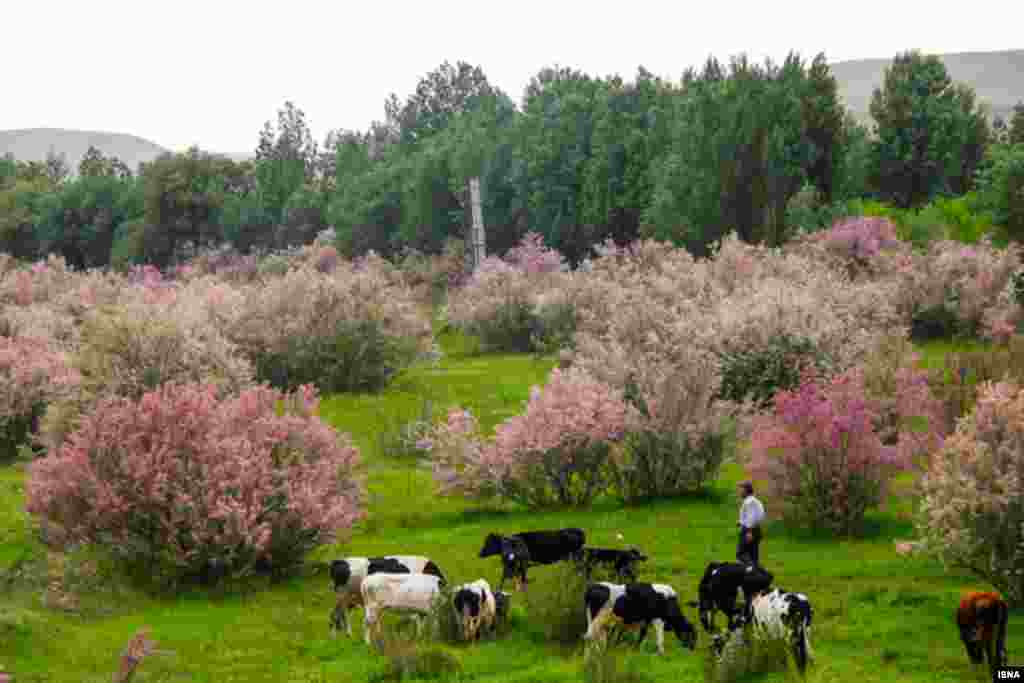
left=740, top=495, right=765, bottom=529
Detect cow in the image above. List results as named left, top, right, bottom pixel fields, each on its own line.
left=574, top=547, right=648, bottom=582
left=360, top=573, right=443, bottom=646
left=956, top=591, right=1009, bottom=675
left=452, top=579, right=504, bottom=641
left=687, top=561, right=774, bottom=632
left=479, top=528, right=586, bottom=591
left=583, top=582, right=697, bottom=655
left=746, top=588, right=814, bottom=673
left=328, top=555, right=445, bottom=636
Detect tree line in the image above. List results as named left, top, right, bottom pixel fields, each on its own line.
left=3, top=50, right=1024, bottom=270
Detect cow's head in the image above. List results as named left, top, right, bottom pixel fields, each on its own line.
left=454, top=588, right=484, bottom=641
left=329, top=560, right=352, bottom=591
left=667, top=598, right=698, bottom=650
left=479, top=533, right=504, bottom=558
left=688, top=577, right=719, bottom=634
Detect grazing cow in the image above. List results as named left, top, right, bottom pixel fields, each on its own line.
left=328, top=555, right=445, bottom=636
left=452, top=579, right=502, bottom=641
left=479, top=528, right=586, bottom=591
left=360, top=573, right=443, bottom=645
left=745, top=588, right=814, bottom=673
left=956, top=591, right=1009, bottom=674
left=574, top=547, right=648, bottom=582
left=584, top=582, right=697, bottom=655
left=687, top=561, right=774, bottom=632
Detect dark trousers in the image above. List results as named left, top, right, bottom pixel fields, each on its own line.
left=737, top=526, right=762, bottom=566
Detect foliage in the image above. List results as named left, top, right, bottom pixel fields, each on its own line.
left=523, top=561, right=590, bottom=644
left=718, top=334, right=830, bottom=408
left=609, top=428, right=728, bottom=503
left=925, top=336, right=1024, bottom=434
left=223, top=259, right=432, bottom=380
left=975, top=143, right=1024, bottom=244
left=869, top=51, right=990, bottom=208
left=644, top=53, right=844, bottom=252
left=749, top=369, right=913, bottom=534
left=253, top=318, right=418, bottom=394
left=916, top=380, right=1024, bottom=605
left=25, top=382, right=364, bottom=583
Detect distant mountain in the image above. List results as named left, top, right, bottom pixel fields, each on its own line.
left=830, top=49, right=1024, bottom=126
left=0, top=128, right=255, bottom=175
left=0, top=128, right=172, bottom=175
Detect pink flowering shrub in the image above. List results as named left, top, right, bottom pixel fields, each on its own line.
left=804, top=216, right=901, bottom=277
left=749, top=370, right=913, bottom=534
left=916, top=380, right=1024, bottom=605
left=858, top=335, right=947, bottom=467
left=0, top=337, right=81, bottom=459
left=429, top=368, right=639, bottom=507
left=26, top=382, right=364, bottom=581
left=502, top=232, right=568, bottom=274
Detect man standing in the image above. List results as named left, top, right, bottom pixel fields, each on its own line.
left=737, top=481, right=765, bottom=566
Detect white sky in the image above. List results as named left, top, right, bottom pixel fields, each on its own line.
left=4, top=0, right=1021, bottom=154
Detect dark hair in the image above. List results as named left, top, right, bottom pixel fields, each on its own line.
left=739, top=481, right=754, bottom=496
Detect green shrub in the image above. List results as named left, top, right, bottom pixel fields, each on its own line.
left=909, top=303, right=961, bottom=342
left=373, top=633, right=461, bottom=682
left=531, top=302, right=577, bottom=356
left=702, top=624, right=808, bottom=683
left=473, top=300, right=537, bottom=353
left=583, top=640, right=651, bottom=683
left=524, top=562, right=589, bottom=645
left=976, top=144, right=1024, bottom=244
left=254, top=319, right=418, bottom=394
left=717, top=335, right=830, bottom=408
left=609, top=430, right=727, bottom=503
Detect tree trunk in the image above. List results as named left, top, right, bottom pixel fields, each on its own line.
left=469, top=177, right=486, bottom=273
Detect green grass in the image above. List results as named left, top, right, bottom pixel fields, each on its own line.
left=0, top=333, right=1017, bottom=682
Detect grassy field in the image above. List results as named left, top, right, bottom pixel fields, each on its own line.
left=0, top=326, right=1017, bottom=682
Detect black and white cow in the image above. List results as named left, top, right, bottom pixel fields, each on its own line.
left=479, top=528, right=586, bottom=591
left=687, top=561, right=774, bottom=632
left=452, top=579, right=508, bottom=641
left=746, top=589, right=814, bottom=672
left=329, top=555, right=446, bottom=636
left=584, top=582, right=697, bottom=655
left=574, top=547, right=648, bottom=582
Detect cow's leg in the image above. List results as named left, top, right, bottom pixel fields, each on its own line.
left=792, top=624, right=807, bottom=672
left=996, top=607, right=1009, bottom=667
left=636, top=623, right=649, bottom=648
left=654, top=621, right=664, bottom=655
left=364, top=608, right=376, bottom=646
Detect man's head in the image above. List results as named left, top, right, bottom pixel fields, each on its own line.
left=737, top=481, right=753, bottom=500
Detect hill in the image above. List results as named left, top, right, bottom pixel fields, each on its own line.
left=830, top=49, right=1024, bottom=126
left=0, top=129, right=255, bottom=175
left=0, top=128, right=172, bottom=175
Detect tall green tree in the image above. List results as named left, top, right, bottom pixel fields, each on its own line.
left=79, top=145, right=132, bottom=179
left=140, top=148, right=248, bottom=267
left=254, top=101, right=318, bottom=223
left=1010, top=102, right=1024, bottom=146
left=384, top=61, right=500, bottom=146
left=869, top=51, right=989, bottom=208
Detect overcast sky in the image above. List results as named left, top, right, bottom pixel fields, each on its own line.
left=4, top=0, right=1021, bottom=154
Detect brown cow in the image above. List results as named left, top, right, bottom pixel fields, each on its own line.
left=956, top=591, right=1009, bottom=674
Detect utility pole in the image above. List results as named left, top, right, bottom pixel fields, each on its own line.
left=468, top=177, right=486, bottom=273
